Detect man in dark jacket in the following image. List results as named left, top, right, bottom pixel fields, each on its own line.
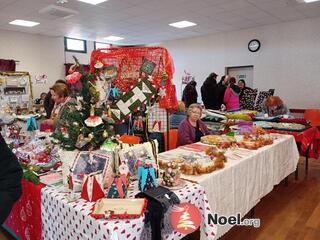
left=201, top=72, right=220, bottom=110
left=0, top=133, right=23, bottom=224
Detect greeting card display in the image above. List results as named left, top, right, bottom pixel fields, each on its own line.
left=71, top=151, right=114, bottom=184
left=118, top=140, right=158, bottom=178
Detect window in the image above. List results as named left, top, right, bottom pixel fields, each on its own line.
left=94, top=41, right=111, bottom=49
left=64, top=37, right=87, bottom=53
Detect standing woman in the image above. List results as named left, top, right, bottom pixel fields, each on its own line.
left=177, top=103, right=210, bottom=147
left=224, top=77, right=240, bottom=111
left=182, top=80, right=198, bottom=108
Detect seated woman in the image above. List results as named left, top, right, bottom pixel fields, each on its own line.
left=42, top=83, right=75, bottom=131
left=170, top=101, right=187, bottom=129
left=177, top=103, right=210, bottom=147
left=261, top=96, right=289, bottom=117
left=224, top=77, right=240, bottom=111
left=43, top=79, right=68, bottom=119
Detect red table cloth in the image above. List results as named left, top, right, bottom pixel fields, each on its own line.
left=268, top=126, right=319, bottom=159
left=5, top=180, right=45, bottom=240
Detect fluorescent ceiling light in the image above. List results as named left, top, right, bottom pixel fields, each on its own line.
left=77, top=0, right=108, bottom=5
left=169, top=20, right=197, bottom=28
left=304, top=0, right=320, bottom=2
left=104, top=36, right=124, bottom=41
left=9, top=19, right=40, bottom=27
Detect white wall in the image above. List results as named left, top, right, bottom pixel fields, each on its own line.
left=0, top=30, right=94, bottom=98
left=162, top=17, right=320, bottom=109
left=0, top=29, right=65, bottom=98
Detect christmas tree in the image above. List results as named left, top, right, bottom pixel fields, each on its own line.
left=51, top=56, right=114, bottom=150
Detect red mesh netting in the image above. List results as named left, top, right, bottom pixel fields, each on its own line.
left=90, top=47, right=174, bottom=90
left=90, top=46, right=177, bottom=110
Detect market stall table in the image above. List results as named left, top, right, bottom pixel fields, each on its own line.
left=41, top=181, right=217, bottom=240
left=158, top=134, right=299, bottom=239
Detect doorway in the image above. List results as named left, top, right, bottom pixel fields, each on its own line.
left=226, top=65, right=253, bottom=88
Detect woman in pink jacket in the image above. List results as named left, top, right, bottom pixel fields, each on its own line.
left=223, top=77, right=240, bottom=111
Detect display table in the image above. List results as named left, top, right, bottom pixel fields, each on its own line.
left=41, top=181, right=217, bottom=240
left=159, top=134, right=300, bottom=239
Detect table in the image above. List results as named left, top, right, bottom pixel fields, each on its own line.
left=159, top=134, right=299, bottom=239
left=41, top=181, right=217, bottom=240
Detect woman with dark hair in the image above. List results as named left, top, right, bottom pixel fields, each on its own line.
left=177, top=103, right=210, bottom=146
left=200, top=72, right=220, bottom=110
left=182, top=80, right=198, bottom=108
left=224, top=77, right=240, bottom=111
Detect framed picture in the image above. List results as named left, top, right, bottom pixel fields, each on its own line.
left=71, top=151, right=114, bottom=183
left=118, top=140, right=158, bottom=178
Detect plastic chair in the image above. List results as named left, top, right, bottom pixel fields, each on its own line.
left=304, top=109, right=320, bottom=127
left=163, top=129, right=178, bottom=151
left=119, top=134, right=141, bottom=144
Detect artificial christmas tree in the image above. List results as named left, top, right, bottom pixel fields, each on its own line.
left=51, top=57, right=114, bottom=150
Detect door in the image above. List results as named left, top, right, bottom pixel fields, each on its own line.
left=226, top=65, right=253, bottom=88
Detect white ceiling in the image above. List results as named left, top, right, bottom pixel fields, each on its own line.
left=0, top=0, right=320, bottom=45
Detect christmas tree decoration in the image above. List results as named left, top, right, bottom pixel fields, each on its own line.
left=94, top=60, right=103, bottom=69
left=103, top=65, right=117, bottom=79
left=158, top=87, right=166, bottom=98
left=85, top=106, right=103, bottom=127
left=140, top=58, right=156, bottom=75
left=26, top=117, right=38, bottom=131
left=106, top=174, right=128, bottom=198
left=81, top=171, right=105, bottom=202
left=138, top=165, right=157, bottom=192
left=110, top=77, right=156, bottom=122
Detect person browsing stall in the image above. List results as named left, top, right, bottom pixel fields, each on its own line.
left=177, top=103, right=210, bottom=147
left=261, top=96, right=289, bottom=117
left=0, top=133, right=22, bottom=224
left=223, top=77, right=240, bottom=111
left=42, top=83, right=75, bottom=130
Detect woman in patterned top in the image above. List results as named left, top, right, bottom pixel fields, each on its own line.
left=238, top=79, right=255, bottom=110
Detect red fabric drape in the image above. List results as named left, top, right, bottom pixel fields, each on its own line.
left=5, top=180, right=45, bottom=240
left=268, top=126, right=320, bottom=159
left=0, top=59, right=16, bottom=72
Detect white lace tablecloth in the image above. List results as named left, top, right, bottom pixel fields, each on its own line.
left=159, top=134, right=300, bottom=239
left=41, top=181, right=217, bottom=240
